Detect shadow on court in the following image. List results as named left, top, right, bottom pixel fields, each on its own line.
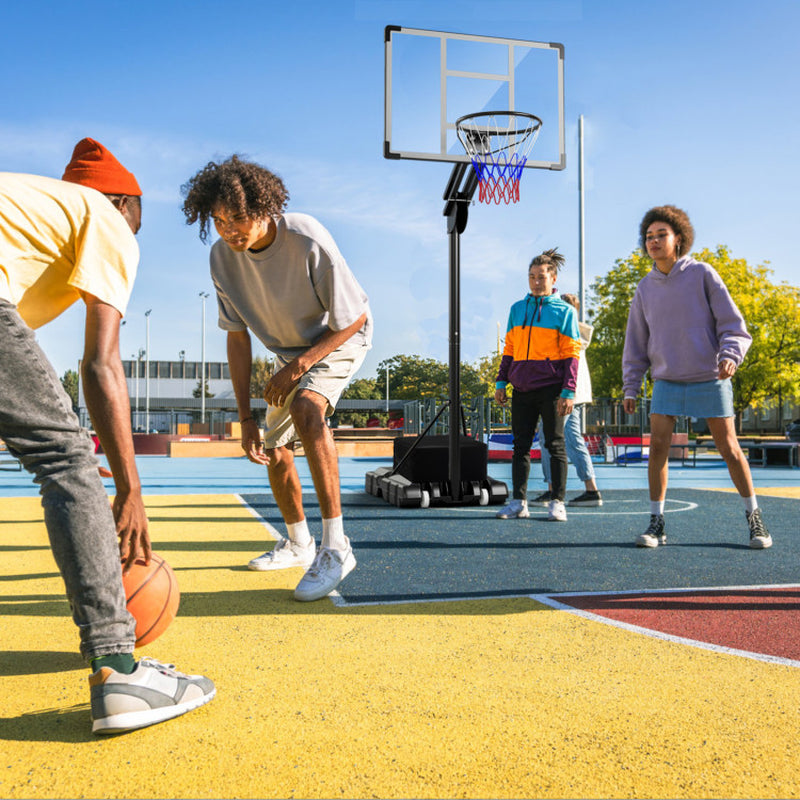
left=242, top=489, right=800, bottom=603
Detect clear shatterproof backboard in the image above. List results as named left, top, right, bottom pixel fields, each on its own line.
left=384, top=26, right=565, bottom=171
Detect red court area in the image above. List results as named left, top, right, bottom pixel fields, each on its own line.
left=558, top=587, right=800, bottom=662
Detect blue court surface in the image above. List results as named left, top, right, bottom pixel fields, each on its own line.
left=4, top=453, right=795, bottom=605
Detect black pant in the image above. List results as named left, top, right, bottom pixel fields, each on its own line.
left=511, top=384, right=567, bottom=501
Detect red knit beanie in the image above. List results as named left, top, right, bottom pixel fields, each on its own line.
left=62, top=138, right=142, bottom=196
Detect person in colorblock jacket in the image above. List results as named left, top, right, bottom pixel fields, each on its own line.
left=494, top=248, right=581, bottom=523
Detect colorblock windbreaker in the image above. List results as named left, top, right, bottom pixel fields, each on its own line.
left=495, top=293, right=581, bottom=398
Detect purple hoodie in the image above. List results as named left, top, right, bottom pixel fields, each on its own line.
left=622, top=256, right=751, bottom=397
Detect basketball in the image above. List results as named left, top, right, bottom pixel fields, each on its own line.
left=121, top=552, right=180, bottom=647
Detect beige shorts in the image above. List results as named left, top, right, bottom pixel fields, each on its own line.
left=263, top=342, right=369, bottom=450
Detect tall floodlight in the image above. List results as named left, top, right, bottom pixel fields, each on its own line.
left=132, top=352, right=139, bottom=431
left=144, top=310, right=152, bottom=433
left=179, top=350, right=186, bottom=397
left=199, top=292, right=209, bottom=425
left=578, top=115, right=586, bottom=322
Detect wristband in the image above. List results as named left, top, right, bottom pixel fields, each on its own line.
left=239, top=416, right=254, bottom=424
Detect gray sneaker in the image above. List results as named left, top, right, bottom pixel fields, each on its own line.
left=90, top=657, right=215, bottom=734
left=746, top=508, right=772, bottom=549
left=294, top=539, right=357, bottom=602
left=248, top=537, right=316, bottom=571
left=495, top=499, right=530, bottom=519
left=636, top=514, right=666, bottom=547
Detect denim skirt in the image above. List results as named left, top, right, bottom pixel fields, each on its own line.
left=650, top=378, right=734, bottom=418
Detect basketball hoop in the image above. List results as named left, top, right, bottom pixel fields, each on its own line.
left=455, top=111, right=542, bottom=204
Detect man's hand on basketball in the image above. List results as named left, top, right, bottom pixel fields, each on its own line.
left=263, top=363, right=301, bottom=407
left=113, top=491, right=151, bottom=573
left=241, top=418, right=269, bottom=465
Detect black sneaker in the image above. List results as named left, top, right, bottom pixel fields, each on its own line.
left=746, top=508, right=772, bottom=549
left=531, top=490, right=553, bottom=506
left=568, top=490, right=603, bottom=507
left=636, top=515, right=666, bottom=547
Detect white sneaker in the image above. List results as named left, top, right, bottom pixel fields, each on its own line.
left=90, top=657, right=215, bottom=734
left=496, top=499, right=530, bottom=519
left=248, top=537, right=316, bottom=571
left=548, top=499, right=567, bottom=522
left=294, top=539, right=356, bottom=602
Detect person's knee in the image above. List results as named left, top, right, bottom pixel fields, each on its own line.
left=290, top=393, right=328, bottom=436
left=265, top=445, right=294, bottom=472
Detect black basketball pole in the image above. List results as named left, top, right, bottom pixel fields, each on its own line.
left=443, top=162, right=479, bottom=501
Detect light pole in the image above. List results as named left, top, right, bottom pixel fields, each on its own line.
left=199, top=292, right=209, bottom=426
left=145, top=309, right=152, bottom=433
left=179, top=350, right=186, bottom=398
left=385, top=364, right=390, bottom=413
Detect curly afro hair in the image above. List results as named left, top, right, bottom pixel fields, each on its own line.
left=639, top=205, right=695, bottom=258
left=529, top=247, right=566, bottom=276
left=181, top=155, right=289, bottom=243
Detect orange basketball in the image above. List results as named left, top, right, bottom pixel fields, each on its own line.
left=121, top=552, right=180, bottom=647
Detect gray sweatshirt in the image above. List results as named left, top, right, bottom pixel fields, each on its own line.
left=622, top=256, right=751, bottom=398
left=210, top=212, right=372, bottom=361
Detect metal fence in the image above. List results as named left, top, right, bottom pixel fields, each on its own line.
left=401, top=396, right=690, bottom=440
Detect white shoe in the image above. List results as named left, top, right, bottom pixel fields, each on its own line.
left=548, top=499, right=567, bottom=522
left=496, top=499, right=530, bottom=519
left=294, top=539, right=356, bottom=602
left=248, top=537, right=316, bottom=571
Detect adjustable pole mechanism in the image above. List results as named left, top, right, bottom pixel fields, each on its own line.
left=442, top=162, right=479, bottom=501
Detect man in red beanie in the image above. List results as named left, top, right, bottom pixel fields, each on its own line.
left=0, top=139, right=215, bottom=734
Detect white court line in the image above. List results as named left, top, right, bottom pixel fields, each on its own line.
left=235, top=493, right=282, bottom=542
left=533, top=584, right=800, bottom=669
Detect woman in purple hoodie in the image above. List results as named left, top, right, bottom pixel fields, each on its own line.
left=622, top=205, right=771, bottom=550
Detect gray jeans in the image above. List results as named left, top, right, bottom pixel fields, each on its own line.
left=0, top=300, right=135, bottom=661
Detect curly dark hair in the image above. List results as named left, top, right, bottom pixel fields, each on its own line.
left=181, top=155, right=289, bottom=243
left=639, top=205, right=695, bottom=258
left=529, top=247, right=566, bottom=276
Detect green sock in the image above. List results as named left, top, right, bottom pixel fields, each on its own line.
left=90, top=653, right=136, bottom=674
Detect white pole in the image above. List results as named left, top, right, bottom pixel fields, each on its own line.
left=385, top=365, right=390, bottom=413
left=578, top=114, right=586, bottom=323
left=133, top=353, right=138, bottom=431
left=200, top=292, right=209, bottom=426
left=144, top=310, right=152, bottom=432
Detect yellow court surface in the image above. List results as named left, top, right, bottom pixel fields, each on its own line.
left=2, top=491, right=800, bottom=799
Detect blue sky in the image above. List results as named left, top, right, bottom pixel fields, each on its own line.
left=2, top=0, right=797, bottom=383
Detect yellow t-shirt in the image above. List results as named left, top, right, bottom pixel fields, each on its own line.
left=0, top=172, right=139, bottom=329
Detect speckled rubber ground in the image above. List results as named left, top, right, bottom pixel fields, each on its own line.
left=2, top=490, right=800, bottom=799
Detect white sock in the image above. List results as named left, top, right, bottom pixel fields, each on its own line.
left=743, top=496, right=758, bottom=514
left=321, top=516, right=348, bottom=551
left=286, top=519, right=312, bottom=547
left=650, top=501, right=665, bottom=517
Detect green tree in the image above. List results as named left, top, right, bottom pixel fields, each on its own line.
left=586, top=250, right=652, bottom=398
left=694, top=246, right=800, bottom=417
left=61, top=369, right=79, bottom=410
left=474, top=351, right=503, bottom=397
left=378, top=354, right=485, bottom=400
left=587, top=246, right=800, bottom=419
left=338, top=377, right=383, bottom=427
left=193, top=379, right=215, bottom=398
left=249, top=355, right=275, bottom=398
